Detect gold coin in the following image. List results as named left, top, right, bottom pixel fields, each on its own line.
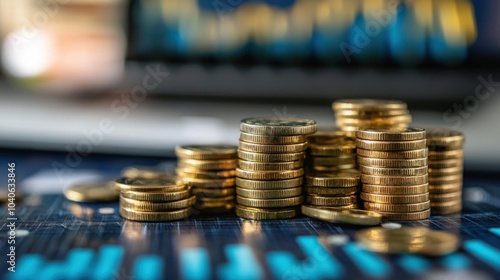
left=236, top=195, right=303, bottom=208
left=196, top=196, right=234, bottom=209
left=357, top=148, right=428, bottom=159
left=357, top=157, right=427, bottom=168
left=239, top=141, right=308, bottom=153
left=306, top=130, right=352, bottom=145
left=236, top=177, right=303, bottom=190
left=238, top=160, right=303, bottom=171
left=312, top=164, right=357, bottom=172
left=359, top=165, right=428, bottom=176
left=337, top=115, right=412, bottom=126
left=426, top=128, right=465, bottom=150
left=431, top=201, right=462, bottom=215
left=240, top=118, right=318, bottom=135
left=332, top=99, right=407, bottom=111
left=335, top=109, right=409, bottom=118
left=362, top=183, right=429, bottom=195
left=122, top=166, right=168, bottom=179
left=312, top=156, right=356, bottom=166
left=428, top=182, right=462, bottom=194
left=356, top=128, right=426, bottom=141
left=121, top=189, right=191, bottom=202
left=191, top=187, right=235, bottom=198
left=427, top=159, right=463, bottom=169
left=306, top=195, right=357, bottom=206
left=427, top=150, right=464, bottom=161
left=198, top=195, right=234, bottom=204
left=301, top=205, right=382, bottom=225
left=341, top=124, right=409, bottom=132
left=115, top=177, right=185, bottom=192
left=308, top=142, right=356, bottom=156
left=238, top=150, right=305, bottom=162
left=120, top=207, right=191, bottom=222
left=361, top=192, right=429, bottom=204
left=240, top=132, right=306, bottom=144
left=177, top=159, right=237, bottom=171
left=236, top=168, right=304, bottom=180
left=305, top=186, right=358, bottom=196
left=236, top=187, right=302, bottom=199
left=364, top=201, right=430, bottom=213
left=428, top=175, right=462, bottom=184
left=361, top=174, right=428, bottom=185
left=378, top=209, right=431, bottom=220
left=194, top=203, right=235, bottom=213
left=176, top=168, right=236, bottom=179
left=180, top=177, right=235, bottom=188
left=175, top=145, right=237, bottom=160
left=356, top=139, right=427, bottom=151
left=429, top=192, right=462, bottom=202
left=306, top=170, right=360, bottom=187
left=120, top=196, right=196, bottom=211
left=428, top=166, right=463, bottom=177
left=64, top=181, right=119, bottom=202
left=235, top=206, right=298, bottom=220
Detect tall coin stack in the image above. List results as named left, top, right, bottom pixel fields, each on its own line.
left=306, top=130, right=357, bottom=172
left=116, top=177, right=194, bottom=221
left=426, top=129, right=465, bottom=215
left=235, top=118, right=317, bottom=220
left=356, top=128, right=431, bottom=220
left=304, top=170, right=361, bottom=209
left=175, top=145, right=238, bottom=213
left=332, top=99, right=412, bottom=135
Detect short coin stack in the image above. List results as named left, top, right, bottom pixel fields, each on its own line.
left=427, top=129, right=465, bottom=215
left=235, top=118, right=317, bottom=220
left=306, top=130, right=357, bottom=172
left=175, top=145, right=238, bottom=213
left=116, top=177, right=194, bottom=221
left=356, top=128, right=430, bottom=220
left=305, top=170, right=361, bottom=209
left=332, top=99, right=412, bottom=135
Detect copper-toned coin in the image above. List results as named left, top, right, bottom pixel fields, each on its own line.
left=427, top=150, right=464, bottom=161
left=426, top=128, right=465, bottom=150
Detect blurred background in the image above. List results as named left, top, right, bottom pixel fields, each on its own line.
left=0, top=0, right=499, bottom=171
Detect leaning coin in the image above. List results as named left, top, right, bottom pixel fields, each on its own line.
left=301, top=205, right=382, bottom=225
left=64, top=181, right=119, bottom=202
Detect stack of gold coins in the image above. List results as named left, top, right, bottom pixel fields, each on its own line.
left=426, top=129, right=465, bottom=215
left=116, top=177, right=194, bottom=221
left=304, top=169, right=361, bottom=209
left=235, top=118, right=317, bottom=220
left=306, top=130, right=357, bottom=172
left=356, top=128, right=430, bottom=220
left=175, top=145, right=238, bottom=213
left=332, top=99, right=412, bottom=135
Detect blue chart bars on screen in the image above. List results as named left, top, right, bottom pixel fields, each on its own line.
left=131, top=0, right=477, bottom=66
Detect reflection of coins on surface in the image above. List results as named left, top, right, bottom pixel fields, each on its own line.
left=236, top=206, right=298, bottom=220
left=119, top=207, right=191, bottom=222
left=357, top=148, right=428, bottom=159
left=175, top=145, right=238, bottom=160
left=238, top=150, right=305, bottom=162
left=115, top=177, right=182, bottom=191
left=64, top=181, right=119, bottom=202
left=361, top=174, right=428, bottom=185
left=236, top=177, right=303, bottom=190
left=240, top=118, right=318, bottom=135
left=239, top=132, right=307, bottom=144
left=362, top=183, right=429, bottom=195
left=121, top=189, right=191, bottom=202
left=355, top=227, right=459, bottom=256
left=122, top=166, right=169, bottom=179
left=305, top=186, right=358, bottom=196
left=359, top=165, right=428, bottom=176
left=306, top=195, right=357, bottom=206
left=236, top=195, right=303, bottom=208
left=239, top=141, right=308, bottom=153
left=236, top=168, right=304, bottom=180
left=236, top=187, right=302, bottom=199
left=301, top=205, right=382, bottom=225
left=237, top=160, right=303, bottom=171
left=356, top=139, right=427, bottom=151
left=364, top=201, right=431, bottom=213
left=361, top=192, right=429, bottom=204
left=356, top=128, right=426, bottom=141
left=120, top=196, right=196, bottom=211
